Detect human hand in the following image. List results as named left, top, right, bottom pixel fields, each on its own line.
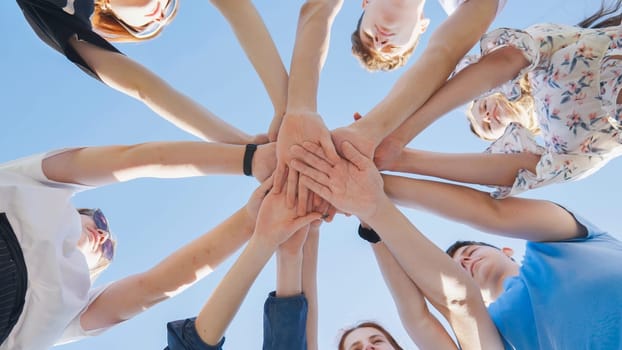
left=330, top=123, right=377, bottom=161
left=289, top=141, right=385, bottom=219
left=254, top=182, right=323, bottom=248
left=373, top=136, right=404, bottom=171
left=250, top=133, right=270, bottom=145
left=268, top=111, right=285, bottom=142
left=253, top=143, right=277, bottom=182
left=245, top=176, right=274, bottom=226
left=273, top=112, right=340, bottom=213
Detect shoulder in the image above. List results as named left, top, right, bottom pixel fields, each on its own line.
left=438, top=0, right=507, bottom=16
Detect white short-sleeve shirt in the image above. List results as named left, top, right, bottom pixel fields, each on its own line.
left=438, top=0, right=507, bottom=16
left=0, top=150, right=110, bottom=350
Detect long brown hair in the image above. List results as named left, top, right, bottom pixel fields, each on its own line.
left=338, top=321, right=404, bottom=350
left=577, top=0, right=622, bottom=29
left=91, top=0, right=179, bottom=42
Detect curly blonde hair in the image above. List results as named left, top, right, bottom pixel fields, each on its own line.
left=466, top=75, right=539, bottom=141
left=350, top=13, right=417, bottom=72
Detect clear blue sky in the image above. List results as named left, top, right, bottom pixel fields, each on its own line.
left=1, top=0, right=619, bottom=349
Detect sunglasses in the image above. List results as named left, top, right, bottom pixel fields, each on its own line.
left=90, top=208, right=115, bottom=261
left=115, top=0, right=178, bottom=39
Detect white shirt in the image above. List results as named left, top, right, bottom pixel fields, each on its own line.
left=438, top=0, right=507, bottom=16
left=0, top=150, right=109, bottom=350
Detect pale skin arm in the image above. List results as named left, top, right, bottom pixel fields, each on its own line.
left=210, top=0, right=289, bottom=141
left=194, top=186, right=322, bottom=344
left=273, top=0, right=342, bottom=209
left=382, top=47, right=530, bottom=149
left=382, top=174, right=585, bottom=242
left=41, top=141, right=276, bottom=186
left=371, top=240, right=458, bottom=350
left=289, top=141, right=503, bottom=350
left=333, top=0, right=502, bottom=158
left=69, top=38, right=256, bottom=144
left=80, top=206, right=254, bottom=331
left=79, top=179, right=275, bottom=331
left=384, top=148, right=539, bottom=187
left=301, top=222, right=320, bottom=350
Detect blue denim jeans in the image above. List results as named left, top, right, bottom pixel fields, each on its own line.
left=165, top=292, right=307, bottom=350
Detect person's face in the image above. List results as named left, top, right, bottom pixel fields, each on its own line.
left=77, top=214, right=112, bottom=269
left=469, top=95, right=521, bottom=140
left=342, top=327, right=396, bottom=350
left=107, top=0, right=174, bottom=28
left=359, top=0, right=429, bottom=58
left=451, top=244, right=517, bottom=293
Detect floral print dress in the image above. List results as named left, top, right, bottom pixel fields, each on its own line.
left=463, top=23, right=622, bottom=198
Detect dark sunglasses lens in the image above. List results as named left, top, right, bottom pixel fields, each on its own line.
left=92, top=209, right=109, bottom=232
left=101, top=239, right=114, bottom=261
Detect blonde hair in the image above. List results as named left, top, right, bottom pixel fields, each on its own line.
left=466, top=75, right=539, bottom=141
left=350, top=13, right=417, bottom=72
left=91, top=0, right=179, bottom=42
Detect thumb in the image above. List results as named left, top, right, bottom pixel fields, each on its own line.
left=289, top=212, right=323, bottom=233
left=341, top=141, right=371, bottom=170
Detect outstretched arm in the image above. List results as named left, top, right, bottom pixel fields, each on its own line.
left=333, top=0, right=504, bottom=158
left=383, top=174, right=585, bottom=242
left=273, top=0, right=342, bottom=210
left=41, top=141, right=276, bottom=187
left=380, top=46, right=529, bottom=151
left=383, top=148, right=539, bottom=187
left=371, top=239, right=458, bottom=349
left=70, top=38, right=255, bottom=144
left=301, top=222, right=320, bottom=350
left=211, top=0, right=289, bottom=141
left=289, top=141, right=503, bottom=350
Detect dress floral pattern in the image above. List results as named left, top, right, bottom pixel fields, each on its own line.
left=462, top=23, right=622, bottom=198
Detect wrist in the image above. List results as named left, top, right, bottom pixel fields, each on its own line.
left=358, top=195, right=394, bottom=227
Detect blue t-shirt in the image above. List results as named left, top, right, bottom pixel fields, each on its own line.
left=488, top=213, right=622, bottom=349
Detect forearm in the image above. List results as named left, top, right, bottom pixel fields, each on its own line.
left=362, top=198, right=501, bottom=349
left=302, top=227, right=319, bottom=350
left=43, top=142, right=249, bottom=186
left=286, top=0, right=343, bottom=112
left=390, top=148, right=539, bottom=187
left=372, top=242, right=458, bottom=350
left=212, top=0, right=288, bottom=115
left=195, top=235, right=276, bottom=345
left=382, top=174, right=582, bottom=241
left=276, top=250, right=303, bottom=297
left=387, top=46, right=529, bottom=145
left=355, top=0, right=500, bottom=143
left=80, top=207, right=255, bottom=330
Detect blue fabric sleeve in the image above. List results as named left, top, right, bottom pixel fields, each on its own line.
left=165, top=318, right=225, bottom=350
left=262, top=291, right=308, bottom=350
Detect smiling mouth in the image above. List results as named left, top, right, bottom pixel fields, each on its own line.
left=375, top=25, right=393, bottom=36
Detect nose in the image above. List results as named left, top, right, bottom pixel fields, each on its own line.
left=96, top=229, right=110, bottom=244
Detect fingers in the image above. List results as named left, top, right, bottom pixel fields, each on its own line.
left=289, top=159, right=330, bottom=185
left=297, top=183, right=310, bottom=216
left=290, top=144, right=333, bottom=174
left=341, top=141, right=370, bottom=171
left=320, top=134, right=341, bottom=165
left=286, top=167, right=299, bottom=209
left=299, top=175, right=332, bottom=203
left=289, top=212, right=323, bottom=234
left=272, top=162, right=287, bottom=194
left=255, top=174, right=274, bottom=197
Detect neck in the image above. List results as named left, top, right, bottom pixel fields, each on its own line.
left=481, top=265, right=520, bottom=305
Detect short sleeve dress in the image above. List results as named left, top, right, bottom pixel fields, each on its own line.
left=16, top=0, right=122, bottom=80
left=463, top=24, right=622, bottom=198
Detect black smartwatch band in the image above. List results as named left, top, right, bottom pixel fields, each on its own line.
left=358, top=224, right=381, bottom=244
left=243, top=144, right=258, bottom=176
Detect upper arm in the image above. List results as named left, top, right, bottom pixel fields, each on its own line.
left=42, top=146, right=139, bottom=187
left=486, top=198, right=586, bottom=241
